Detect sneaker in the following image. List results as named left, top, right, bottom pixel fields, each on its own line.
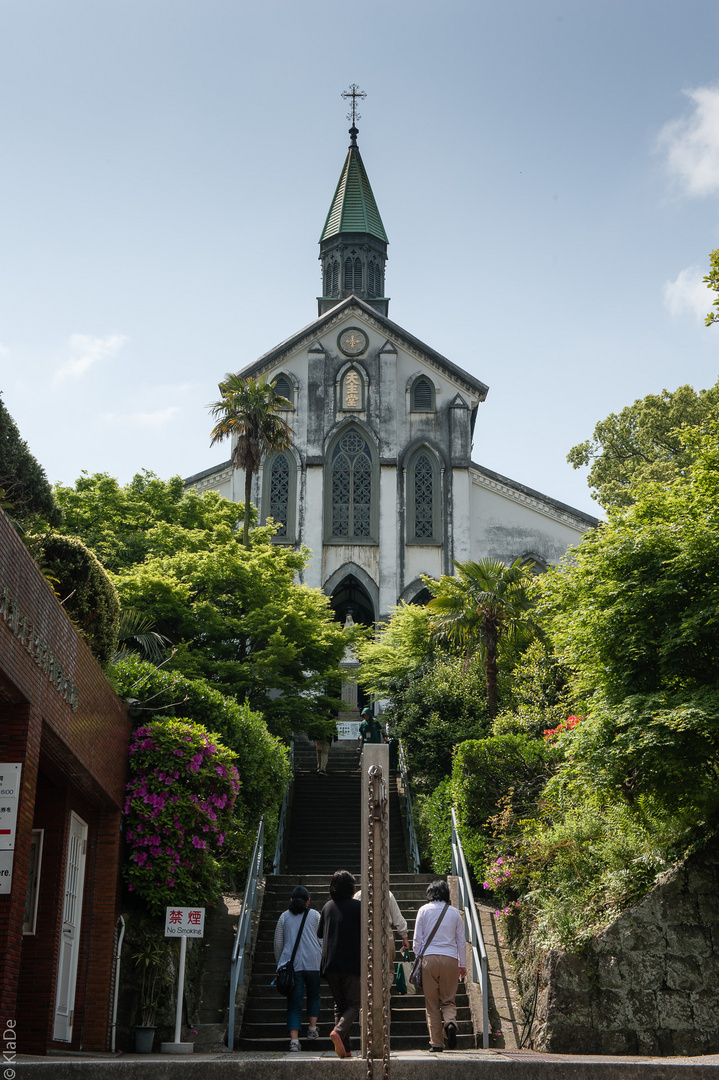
left=445, top=1021, right=458, bottom=1049
left=289, top=1039, right=301, bottom=1052
left=306, top=1027, right=319, bottom=1040
left=329, top=1029, right=346, bottom=1058
left=429, top=1045, right=444, bottom=1053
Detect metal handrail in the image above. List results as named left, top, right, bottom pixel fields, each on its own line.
left=398, top=740, right=421, bottom=874
left=451, top=807, right=489, bottom=1049
left=272, top=738, right=294, bottom=875
left=227, top=816, right=265, bottom=1051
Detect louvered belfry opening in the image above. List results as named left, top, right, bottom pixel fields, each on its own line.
left=412, top=376, right=434, bottom=412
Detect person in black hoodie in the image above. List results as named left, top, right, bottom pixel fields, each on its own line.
left=317, top=869, right=361, bottom=1058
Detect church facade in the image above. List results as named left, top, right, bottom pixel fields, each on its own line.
left=186, top=124, right=596, bottom=625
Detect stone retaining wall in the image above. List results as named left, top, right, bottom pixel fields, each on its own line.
left=529, top=835, right=719, bottom=1056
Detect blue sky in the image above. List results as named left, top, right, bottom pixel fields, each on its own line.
left=2, top=0, right=718, bottom=517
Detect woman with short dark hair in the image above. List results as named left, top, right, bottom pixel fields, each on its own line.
left=274, top=885, right=322, bottom=1052
left=318, top=869, right=361, bottom=1058
left=412, top=879, right=467, bottom=1052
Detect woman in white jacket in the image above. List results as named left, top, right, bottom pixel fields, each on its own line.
left=274, top=885, right=322, bottom=1051
left=413, top=879, right=467, bottom=1053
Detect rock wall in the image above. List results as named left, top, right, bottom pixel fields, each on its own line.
left=529, top=836, right=719, bottom=1056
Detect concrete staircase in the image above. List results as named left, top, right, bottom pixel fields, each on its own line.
left=236, top=738, right=475, bottom=1052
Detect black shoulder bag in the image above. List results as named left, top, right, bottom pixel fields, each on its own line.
left=275, top=908, right=309, bottom=996
left=409, top=902, right=449, bottom=989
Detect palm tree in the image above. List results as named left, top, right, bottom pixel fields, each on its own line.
left=427, top=558, right=536, bottom=718
left=207, top=374, right=293, bottom=547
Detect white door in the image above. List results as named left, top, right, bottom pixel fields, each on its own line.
left=53, top=812, right=88, bottom=1042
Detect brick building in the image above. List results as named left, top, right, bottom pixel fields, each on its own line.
left=0, top=509, right=131, bottom=1053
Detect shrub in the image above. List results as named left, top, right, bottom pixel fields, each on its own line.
left=112, top=657, right=290, bottom=871
left=123, top=719, right=239, bottom=912
left=416, top=780, right=454, bottom=874
left=26, top=533, right=120, bottom=664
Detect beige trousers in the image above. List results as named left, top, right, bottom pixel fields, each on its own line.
left=421, top=953, right=458, bottom=1048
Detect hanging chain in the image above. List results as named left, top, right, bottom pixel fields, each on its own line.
left=379, top=766, right=391, bottom=1080
left=366, top=763, right=390, bottom=1080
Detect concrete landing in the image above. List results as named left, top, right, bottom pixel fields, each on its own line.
left=15, top=1050, right=719, bottom=1080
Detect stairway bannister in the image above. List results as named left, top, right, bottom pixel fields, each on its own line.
left=398, top=740, right=421, bottom=874
left=451, top=807, right=489, bottom=1049
left=272, top=739, right=294, bottom=875
left=227, top=816, right=264, bottom=1051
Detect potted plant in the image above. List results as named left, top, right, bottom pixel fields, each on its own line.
left=132, top=938, right=169, bottom=1053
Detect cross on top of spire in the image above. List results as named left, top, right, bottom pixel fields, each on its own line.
left=342, top=83, right=366, bottom=127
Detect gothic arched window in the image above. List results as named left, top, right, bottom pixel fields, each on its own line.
left=368, top=261, right=377, bottom=297
left=272, top=374, right=293, bottom=409
left=331, top=260, right=339, bottom=295
left=411, top=376, right=435, bottom=412
left=407, top=447, right=441, bottom=544
left=326, top=427, right=378, bottom=543
left=262, top=451, right=296, bottom=543
left=344, top=258, right=353, bottom=290
left=353, top=257, right=362, bottom=291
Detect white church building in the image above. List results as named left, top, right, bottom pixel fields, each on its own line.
left=185, top=121, right=596, bottom=625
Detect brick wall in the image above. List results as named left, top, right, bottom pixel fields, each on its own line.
left=0, top=510, right=132, bottom=1052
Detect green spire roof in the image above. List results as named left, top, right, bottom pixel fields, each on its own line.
left=320, top=132, right=388, bottom=244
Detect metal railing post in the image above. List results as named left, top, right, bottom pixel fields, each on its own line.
left=227, top=816, right=265, bottom=1051
left=451, top=807, right=489, bottom=1049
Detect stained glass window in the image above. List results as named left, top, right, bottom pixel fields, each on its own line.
left=331, top=429, right=372, bottom=538
left=269, top=454, right=290, bottom=537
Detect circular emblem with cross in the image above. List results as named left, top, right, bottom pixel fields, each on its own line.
left=338, top=327, right=368, bottom=357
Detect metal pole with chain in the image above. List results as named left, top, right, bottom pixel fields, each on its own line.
left=360, top=743, right=391, bottom=1080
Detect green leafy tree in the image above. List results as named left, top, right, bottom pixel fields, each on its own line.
left=704, top=248, right=719, bottom=326
left=566, top=379, right=719, bottom=509
left=384, top=653, right=491, bottom=790
left=0, top=394, right=59, bottom=528
left=54, top=470, right=245, bottom=572
left=208, top=374, right=292, bottom=547
left=427, top=559, right=536, bottom=718
left=112, top=529, right=346, bottom=739
left=540, top=426, right=719, bottom=704
left=356, top=602, right=432, bottom=698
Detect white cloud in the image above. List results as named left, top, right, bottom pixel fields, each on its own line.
left=54, top=333, right=128, bottom=382
left=102, top=406, right=182, bottom=429
left=663, top=266, right=712, bottom=322
left=658, top=86, right=719, bottom=197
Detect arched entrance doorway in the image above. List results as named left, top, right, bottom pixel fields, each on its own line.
left=328, top=573, right=375, bottom=714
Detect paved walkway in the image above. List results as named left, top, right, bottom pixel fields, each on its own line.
left=15, top=1048, right=719, bottom=1079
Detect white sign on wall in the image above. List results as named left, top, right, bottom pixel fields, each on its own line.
left=0, top=849, right=13, bottom=894
left=164, top=906, right=205, bottom=937
left=0, top=764, right=21, bottom=855
left=336, top=721, right=361, bottom=741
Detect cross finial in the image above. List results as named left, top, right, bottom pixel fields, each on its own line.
left=342, top=83, right=367, bottom=126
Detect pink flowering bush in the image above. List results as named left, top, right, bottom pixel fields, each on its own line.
left=123, top=718, right=239, bottom=912
left=481, top=854, right=522, bottom=915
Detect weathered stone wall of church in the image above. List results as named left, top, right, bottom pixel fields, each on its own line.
left=519, top=836, right=719, bottom=1056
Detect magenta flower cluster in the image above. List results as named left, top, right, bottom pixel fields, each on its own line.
left=481, top=854, right=521, bottom=916
left=123, top=719, right=240, bottom=913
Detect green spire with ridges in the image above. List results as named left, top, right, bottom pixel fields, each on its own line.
left=319, top=129, right=388, bottom=244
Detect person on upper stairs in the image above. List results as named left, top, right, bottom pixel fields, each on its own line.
left=274, top=885, right=322, bottom=1052
left=357, top=707, right=385, bottom=756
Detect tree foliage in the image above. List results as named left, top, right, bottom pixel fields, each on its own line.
left=0, top=394, right=59, bottom=528
left=54, top=470, right=247, bottom=573
left=566, top=379, right=719, bottom=509
left=541, top=426, right=719, bottom=703
left=112, top=528, right=346, bottom=739
left=26, top=533, right=120, bottom=665
left=383, top=653, right=491, bottom=791
left=704, top=248, right=719, bottom=327
left=207, top=374, right=293, bottom=547
left=356, top=602, right=432, bottom=697
left=427, top=558, right=536, bottom=717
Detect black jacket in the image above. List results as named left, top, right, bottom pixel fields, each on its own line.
left=317, top=897, right=361, bottom=975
